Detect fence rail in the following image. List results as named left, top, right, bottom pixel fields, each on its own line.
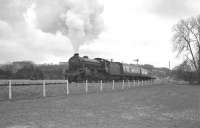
left=0, top=79, right=154, bottom=101
left=0, top=80, right=67, bottom=86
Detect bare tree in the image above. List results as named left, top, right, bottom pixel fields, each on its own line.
left=173, top=15, right=200, bottom=82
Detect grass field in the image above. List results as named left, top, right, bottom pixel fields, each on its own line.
left=0, top=81, right=200, bottom=128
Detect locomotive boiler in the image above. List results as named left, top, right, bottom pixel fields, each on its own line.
left=65, top=53, right=153, bottom=82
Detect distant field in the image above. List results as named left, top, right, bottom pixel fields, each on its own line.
left=0, top=83, right=200, bottom=128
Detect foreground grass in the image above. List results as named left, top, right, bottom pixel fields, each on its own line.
left=0, top=84, right=200, bottom=128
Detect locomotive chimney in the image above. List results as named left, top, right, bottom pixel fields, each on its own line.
left=74, top=53, right=79, bottom=57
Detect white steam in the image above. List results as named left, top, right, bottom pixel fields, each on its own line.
left=33, top=0, right=104, bottom=52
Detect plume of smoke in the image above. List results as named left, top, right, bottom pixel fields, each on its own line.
left=33, top=0, right=104, bottom=52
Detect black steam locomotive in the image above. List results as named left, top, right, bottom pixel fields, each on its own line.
left=65, top=53, right=153, bottom=82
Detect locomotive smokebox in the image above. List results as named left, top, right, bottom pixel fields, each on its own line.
left=83, top=56, right=88, bottom=58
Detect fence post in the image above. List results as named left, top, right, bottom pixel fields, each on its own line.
left=112, top=80, right=115, bottom=90
left=100, top=80, right=103, bottom=92
left=66, top=79, right=69, bottom=96
left=8, top=80, right=12, bottom=100
left=138, top=80, right=140, bottom=86
left=96, top=81, right=98, bottom=93
left=85, top=80, right=88, bottom=95
left=122, top=80, right=124, bottom=89
left=43, top=80, right=46, bottom=97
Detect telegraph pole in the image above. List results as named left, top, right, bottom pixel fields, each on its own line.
left=168, top=61, right=171, bottom=81
left=134, top=59, right=140, bottom=72
left=198, top=26, right=200, bottom=83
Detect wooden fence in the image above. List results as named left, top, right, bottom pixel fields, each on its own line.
left=0, top=79, right=154, bottom=100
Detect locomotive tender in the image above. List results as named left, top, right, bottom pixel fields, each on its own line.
left=65, top=53, right=153, bottom=82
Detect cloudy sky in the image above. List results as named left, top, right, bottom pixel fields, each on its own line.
left=0, top=0, right=200, bottom=68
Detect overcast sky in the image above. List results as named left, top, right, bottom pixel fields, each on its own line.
left=0, top=0, right=200, bottom=68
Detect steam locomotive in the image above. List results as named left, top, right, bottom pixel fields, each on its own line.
left=65, top=53, right=153, bottom=82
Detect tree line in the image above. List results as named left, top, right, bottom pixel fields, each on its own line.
left=0, top=61, right=171, bottom=80
left=0, top=61, right=68, bottom=80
